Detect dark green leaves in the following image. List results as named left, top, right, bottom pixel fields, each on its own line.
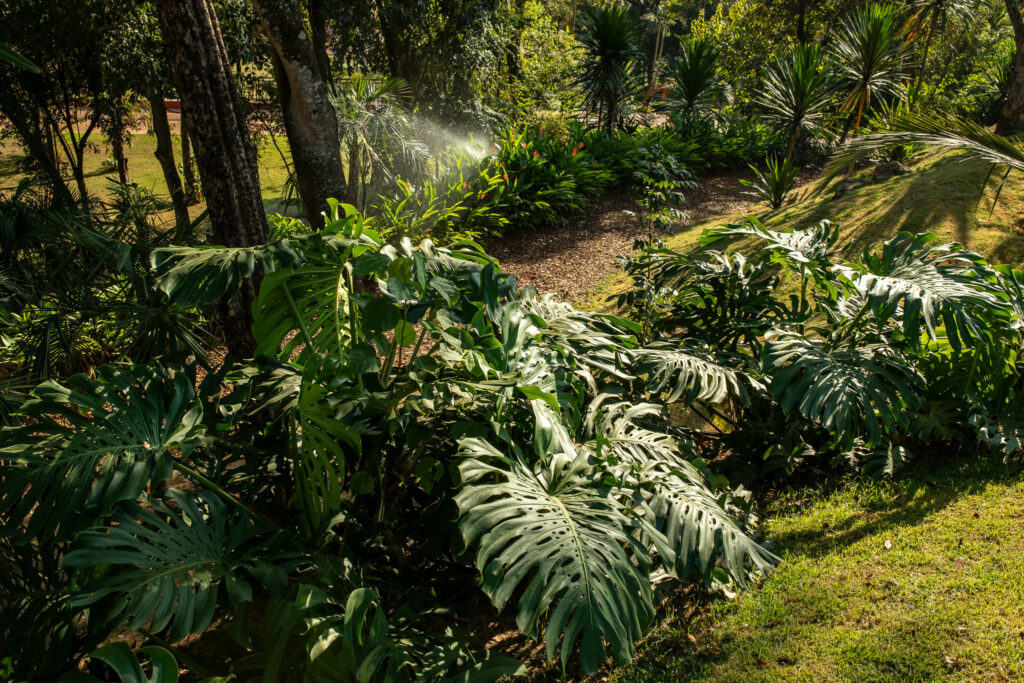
left=766, top=332, right=923, bottom=447
left=0, top=364, right=207, bottom=541
left=64, top=490, right=293, bottom=643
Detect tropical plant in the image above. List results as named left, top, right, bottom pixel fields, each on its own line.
left=829, top=3, right=908, bottom=137
left=908, top=0, right=980, bottom=88
left=617, top=219, right=1021, bottom=483
left=757, top=43, right=834, bottom=158
left=332, top=75, right=428, bottom=210
left=574, top=5, right=643, bottom=132
left=1, top=202, right=777, bottom=679
left=664, top=34, right=725, bottom=112
left=741, top=155, right=801, bottom=209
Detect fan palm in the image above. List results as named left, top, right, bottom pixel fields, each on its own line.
left=829, top=3, right=908, bottom=138
left=665, top=34, right=724, bottom=113
left=823, top=109, right=1024, bottom=205
left=332, top=76, right=427, bottom=210
left=757, top=43, right=834, bottom=158
left=574, top=5, right=643, bottom=132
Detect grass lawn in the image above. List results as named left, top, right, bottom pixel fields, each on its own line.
left=0, top=132, right=295, bottom=224
left=584, top=153, right=1024, bottom=312
left=614, top=456, right=1024, bottom=682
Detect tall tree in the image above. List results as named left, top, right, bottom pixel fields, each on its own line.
left=252, top=0, right=348, bottom=228
left=999, top=0, right=1024, bottom=133
left=153, top=0, right=269, bottom=357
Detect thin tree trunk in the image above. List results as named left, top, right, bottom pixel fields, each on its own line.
left=154, top=0, right=270, bottom=358
left=346, top=142, right=360, bottom=205
left=253, top=0, right=347, bottom=229
left=110, top=121, right=130, bottom=185
left=180, top=109, right=197, bottom=202
left=999, top=0, right=1024, bottom=134
left=149, top=94, right=191, bottom=228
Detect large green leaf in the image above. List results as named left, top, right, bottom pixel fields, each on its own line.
left=585, top=400, right=777, bottom=586
left=852, top=232, right=1004, bottom=350
left=766, top=331, right=923, bottom=447
left=456, top=439, right=653, bottom=674
left=632, top=342, right=758, bottom=405
left=701, top=218, right=841, bottom=277
left=0, top=364, right=207, bottom=541
left=63, top=490, right=294, bottom=643
left=152, top=240, right=305, bottom=306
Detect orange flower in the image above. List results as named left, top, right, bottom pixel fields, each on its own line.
left=462, top=181, right=468, bottom=190
left=572, top=149, right=577, bottom=157
left=503, top=172, right=509, bottom=181
left=532, top=150, right=538, bottom=158
left=479, top=192, right=487, bottom=200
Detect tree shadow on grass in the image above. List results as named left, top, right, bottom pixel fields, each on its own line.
left=765, top=456, right=1021, bottom=560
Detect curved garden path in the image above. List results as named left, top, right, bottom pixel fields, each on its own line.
left=486, top=171, right=756, bottom=306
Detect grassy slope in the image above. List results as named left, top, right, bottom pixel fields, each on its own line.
left=0, top=133, right=294, bottom=223
left=583, top=152, right=1024, bottom=311
left=616, top=458, right=1024, bottom=682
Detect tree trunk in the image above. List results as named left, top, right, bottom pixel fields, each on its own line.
left=346, top=142, right=360, bottom=205
left=110, top=126, right=130, bottom=185
left=154, top=0, right=270, bottom=358
left=253, top=0, right=347, bottom=229
left=999, top=0, right=1024, bottom=134
left=0, top=85, right=74, bottom=204
left=180, top=109, right=197, bottom=202
left=148, top=95, right=191, bottom=228
left=307, top=0, right=334, bottom=93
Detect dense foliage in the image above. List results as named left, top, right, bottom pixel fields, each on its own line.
left=3, top=0, right=1024, bottom=679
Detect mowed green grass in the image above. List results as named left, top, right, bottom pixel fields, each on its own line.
left=583, top=153, right=1024, bottom=311
left=0, top=132, right=294, bottom=224
left=613, top=457, right=1024, bottom=682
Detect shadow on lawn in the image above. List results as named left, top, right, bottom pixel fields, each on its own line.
left=765, top=456, right=1018, bottom=560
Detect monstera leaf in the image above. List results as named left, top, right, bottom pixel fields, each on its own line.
left=633, top=342, right=758, bottom=405
left=766, top=331, right=923, bottom=447
left=0, top=364, right=207, bottom=541
left=63, top=490, right=295, bottom=643
left=455, top=438, right=653, bottom=674
left=585, top=400, right=777, bottom=586
left=152, top=240, right=306, bottom=306
left=701, top=218, right=841, bottom=279
left=851, top=232, right=1005, bottom=350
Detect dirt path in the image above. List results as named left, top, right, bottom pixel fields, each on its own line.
left=486, top=170, right=757, bottom=304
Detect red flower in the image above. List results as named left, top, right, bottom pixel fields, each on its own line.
left=479, top=192, right=487, bottom=200
left=532, top=150, right=538, bottom=158
left=503, top=173, right=509, bottom=181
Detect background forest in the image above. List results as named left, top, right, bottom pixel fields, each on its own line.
left=1, top=0, right=1024, bottom=681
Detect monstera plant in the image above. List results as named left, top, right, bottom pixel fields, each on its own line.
left=0, top=203, right=776, bottom=680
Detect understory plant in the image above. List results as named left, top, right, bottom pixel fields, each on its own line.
left=741, top=155, right=800, bottom=209
left=0, top=202, right=775, bottom=680
left=619, top=218, right=1024, bottom=483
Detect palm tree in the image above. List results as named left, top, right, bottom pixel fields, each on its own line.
left=331, top=75, right=427, bottom=210
left=829, top=3, right=908, bottom=140
left=908, top=0, right=979, bottom=89
left=574, top=5, right=643, bottom=132
left=665, top=34, right=724, bottom=113
left=757, top=43, right=834, bottom=159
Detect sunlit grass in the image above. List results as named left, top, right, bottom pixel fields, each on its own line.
left=614, top=456, right=1024, bottom=682
left=0, top=133, right=294, bottom=226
